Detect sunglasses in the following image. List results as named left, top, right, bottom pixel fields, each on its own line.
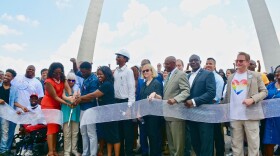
left=67, top=79, right=76, bottom=83
left=142, top=69, right=150, bottom=73
left=53, top=72, right=63, bottom=75
left=235, top=60, right=246, bottom=63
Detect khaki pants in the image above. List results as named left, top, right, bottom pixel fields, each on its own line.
left=166, top=121, right=185, bottom=156
left=63, top=121, right=79, bottom=156
left=231, top=120, right=260, bottom=156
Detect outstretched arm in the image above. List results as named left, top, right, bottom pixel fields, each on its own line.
left=70, top=58, right=79, bottom=74
left=45, top=82, right=68, bottom=105
left=76, top=90, right=104, bottom=104
left=257, top=60, right=261, bottom=72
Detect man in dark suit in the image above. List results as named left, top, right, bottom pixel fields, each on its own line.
left=185, top=54, right=216, bottom=156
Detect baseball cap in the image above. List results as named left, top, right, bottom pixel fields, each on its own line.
left=30, top=93, right=39, bottom=98
left=115, top=49, right=130, bottom=59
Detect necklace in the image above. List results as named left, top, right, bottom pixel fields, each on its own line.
left=146, top=78, right=153, bottom=86
left=53, top=78, right=60, bottom=84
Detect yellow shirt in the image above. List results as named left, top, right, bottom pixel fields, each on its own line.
left=261, top=73, right=269, bottom=85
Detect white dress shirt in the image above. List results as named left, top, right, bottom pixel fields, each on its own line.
left=189, top=68, right=202, bottom=107
left=213, top=71, right=224, bottom=103
left=114, top=65, right=136, bottom=105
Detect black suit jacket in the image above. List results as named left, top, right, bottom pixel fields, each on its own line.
left=187, top=69, right=216, bottom=106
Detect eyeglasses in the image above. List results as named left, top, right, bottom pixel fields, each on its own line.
left=142, top=69, right=150, bottom=73
left=67, top=79, right=76, bottom=83
left=235, top=60, right=246, bottom=63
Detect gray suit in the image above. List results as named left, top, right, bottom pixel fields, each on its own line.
left=223, top=70, right=267, bottom=156
left=164, top=69, right=190, bottom=156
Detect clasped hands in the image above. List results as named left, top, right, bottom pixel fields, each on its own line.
left=67, top=95, right=81, bottom=108
left=68, top=95, right=82, bottom=107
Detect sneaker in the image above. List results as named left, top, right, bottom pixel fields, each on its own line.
left=20, top=148, right=27, bottom=156
left=275, top=146, right=280, bottom=155
left=226, top=153, right=233, bottom=156
left=24, top=150, right=33, bottom=156
left=72, top=151, right=82, bottom=156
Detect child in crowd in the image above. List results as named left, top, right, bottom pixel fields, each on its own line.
left=17, top=94, right=47, bottom=156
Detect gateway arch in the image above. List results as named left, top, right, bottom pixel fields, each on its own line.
left=77, top=0, right=280, bottom=72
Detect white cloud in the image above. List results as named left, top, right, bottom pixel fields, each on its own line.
left=0, top=24, right=21, bottom=35
left=1, top=13, right=40, bottom=26
left=16, top=14, right=40, bottom=26
left=97, top=23, right=117, bottom=44
left=179, top=0, right=230, bottom=15
left=117, top=0, right=150, bottom=35
left=55, top=0, right=71, bottom=9
left=96, top=0, right=150, bottom=45
left=1, top=13, right=13, bottom=20
left=1, top=43, right=27, bottom=52
left=180, top=0, right=220, bottom=15
left=40, top=25, right=83, bottom=72
left=0, top=0, right=272, bottom=75
left=0, top=55, right=54, bottom=77
left=50, top=25, right=83, bottom=61
left=15, top=15, right=27, bottom=22
left=0, top=25, right=83, bottom=76
left=0, top=56, right=32, bottom=75
left=94, top=1, right=264, bottom=72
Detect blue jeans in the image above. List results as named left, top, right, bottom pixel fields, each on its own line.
left=0, top=118, right=16, bottom=153
left=80, top=123, right=97, bottom=156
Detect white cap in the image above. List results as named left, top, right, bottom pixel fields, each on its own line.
left=115, top=49, right=130, bottom=59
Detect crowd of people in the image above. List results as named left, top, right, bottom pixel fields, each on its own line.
left=0, top=50, right=280, bottom=156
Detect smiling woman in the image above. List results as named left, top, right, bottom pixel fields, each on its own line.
left=41, top=62, right=72, bottom=156
left=263, top=65, right=280, bottom=156
left=139, top=63, right=163, bottom=156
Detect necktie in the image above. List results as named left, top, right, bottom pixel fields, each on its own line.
left=165, top=73, right=171, bottom=85
left=167, top=73, right=171, bottom=81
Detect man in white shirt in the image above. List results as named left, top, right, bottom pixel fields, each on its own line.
left=114, top=49, right=135, bottom=156
left=205, top=57, right=225, bottom=156
left=12, top=65, right=44, bottom=112
left=223, top=52, right=267, bottom=156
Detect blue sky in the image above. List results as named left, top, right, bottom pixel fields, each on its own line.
left=1, top=0, right=280, bottom=75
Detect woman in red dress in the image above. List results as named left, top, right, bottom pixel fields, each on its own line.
left=41, top=62, right=72, bottom=156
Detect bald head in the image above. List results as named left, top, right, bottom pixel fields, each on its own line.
left=25, top=65, right=35, bottom=78
left=166, top=56, right=176, bottom=63
left=248, top=60, right=257, bottom=71
left=164, top=56, right=176, bottom=72
left=189, top=54, right=200, bottom=62
left=189, top=54, right=201, bottom=71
